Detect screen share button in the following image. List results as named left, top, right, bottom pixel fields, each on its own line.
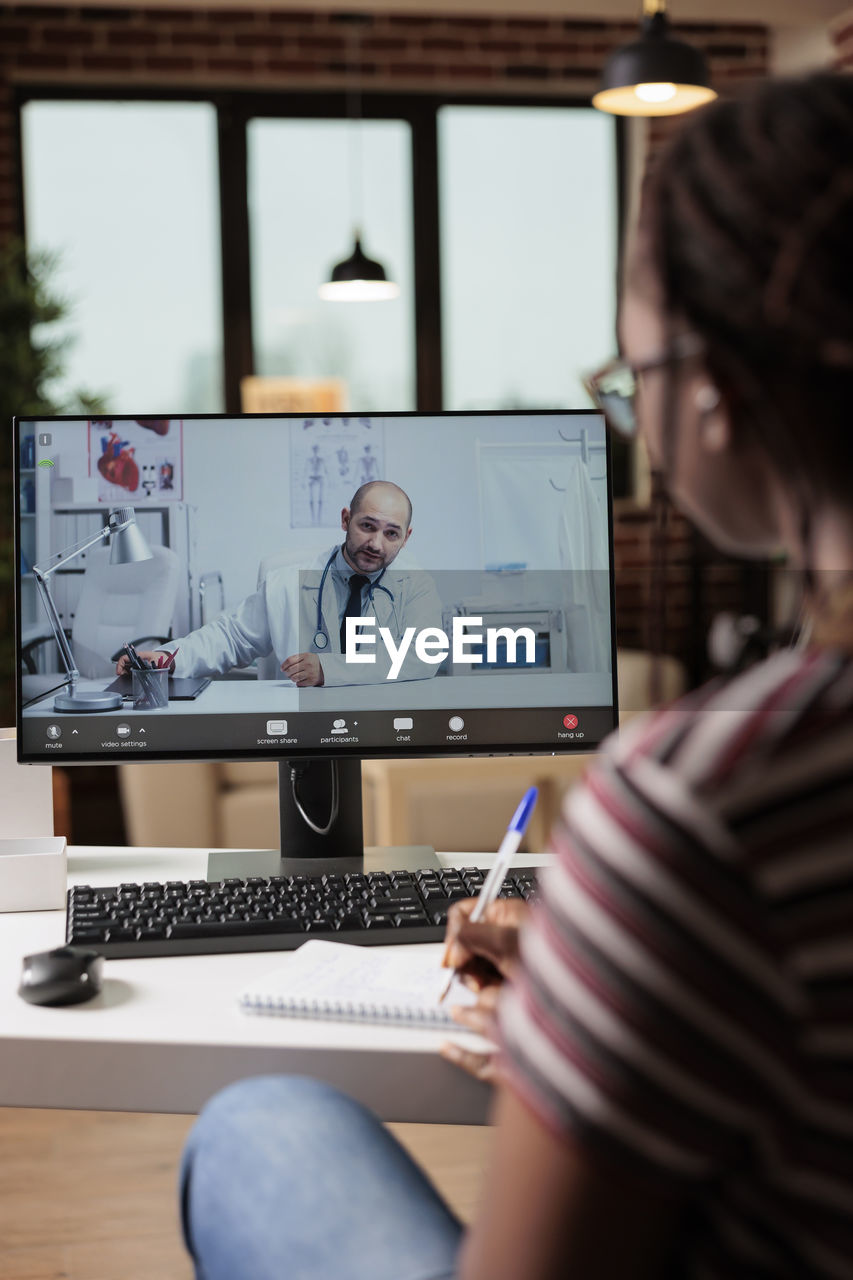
left=259, top=718, right=297, bottom=746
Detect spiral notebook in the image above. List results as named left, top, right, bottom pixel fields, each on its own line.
left=238, top=940, right=476, bottom=1028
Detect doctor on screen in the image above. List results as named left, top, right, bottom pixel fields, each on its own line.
left=116, top=481, right=442, bottom=688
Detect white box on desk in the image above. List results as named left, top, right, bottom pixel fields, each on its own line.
left=0, top=727, right=62, bottom=910
left=0, top=728, right=55, bottom=839
left=0, top=836, right=67, bottom=912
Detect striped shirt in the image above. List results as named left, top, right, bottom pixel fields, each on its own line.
left=499, top=647, right=853, bottom=1279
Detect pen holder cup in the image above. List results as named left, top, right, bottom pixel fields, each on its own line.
left=131, top=667, right=170, bottom=710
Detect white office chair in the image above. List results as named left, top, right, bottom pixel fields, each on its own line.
left=75, top=543, right=181, bottom=677
left=23, top=544, right=182, bottom=679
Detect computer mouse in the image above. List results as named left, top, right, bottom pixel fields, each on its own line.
left=18, top=946, right=104, bottom=1007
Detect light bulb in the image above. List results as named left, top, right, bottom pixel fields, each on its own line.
left=318, top=280, right=400, bottom=302
left=634, top=82, right=677, bottom=103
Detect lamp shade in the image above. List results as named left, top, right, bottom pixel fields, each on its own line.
left=592, top=10, right=716, bottom=117
left=108, top=507, right=153, bottom=565
left=319, top=235, right=400, bottom=302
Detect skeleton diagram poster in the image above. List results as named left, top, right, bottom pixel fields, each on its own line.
left=89, top=419, right=184, bottom=504
left=290, top=417, right=385, bottom=529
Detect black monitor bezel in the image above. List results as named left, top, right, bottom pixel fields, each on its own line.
left=14, top=408, right=619, bottom=766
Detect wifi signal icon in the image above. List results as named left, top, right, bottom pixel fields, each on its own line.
left=37, top=459, right=55, bottom=468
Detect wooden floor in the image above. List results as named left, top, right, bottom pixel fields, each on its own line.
left=0, top=1108, right=493, bottom=1280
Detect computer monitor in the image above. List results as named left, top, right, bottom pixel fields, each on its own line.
left=15, top=411, right=617, bottom=873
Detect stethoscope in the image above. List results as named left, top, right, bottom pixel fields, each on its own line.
left=312, top=548, right=397, bottom=651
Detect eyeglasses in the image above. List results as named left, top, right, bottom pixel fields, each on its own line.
left=582, top=331, right=704, bottom=439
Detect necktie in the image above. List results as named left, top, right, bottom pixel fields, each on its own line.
left=340, top=574, right=369, bottom=653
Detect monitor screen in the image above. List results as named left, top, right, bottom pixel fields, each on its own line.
left=15, top=411, right=616, bottom=766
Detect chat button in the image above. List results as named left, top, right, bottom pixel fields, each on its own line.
left=393, top=717, right=413, bottom=732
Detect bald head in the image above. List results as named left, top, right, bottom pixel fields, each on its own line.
left=341, top=481, right=413, bottom=575
left=350, top=481, right=412, bottom=529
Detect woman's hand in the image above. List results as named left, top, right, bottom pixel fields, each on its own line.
left=439, top=897, right=528, bottom=1084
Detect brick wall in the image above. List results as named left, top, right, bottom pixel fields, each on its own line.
left=0, top=4, right=773, bottom=699
left=0, top=5, right=770, bottom=242
left=612, top=500, right=752, bottom=678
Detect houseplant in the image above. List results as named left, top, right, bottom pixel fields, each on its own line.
left=0, top=238, right=105, bottom=726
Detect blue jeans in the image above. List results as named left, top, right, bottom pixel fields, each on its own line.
left=180, top=1076, right=465, bottom=1280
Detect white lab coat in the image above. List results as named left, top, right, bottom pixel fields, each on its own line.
left=171, top=546, right=443, bottom=686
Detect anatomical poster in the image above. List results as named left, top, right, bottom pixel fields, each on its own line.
left=89, top=419, right=184, bottom=503
left=290, top=416, right=385, bottom=529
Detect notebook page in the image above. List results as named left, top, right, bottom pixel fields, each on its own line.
left=240, top=939, right=477, bottom=1016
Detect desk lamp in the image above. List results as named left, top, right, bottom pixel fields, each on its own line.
left=32, top=506, right=153, bottom=712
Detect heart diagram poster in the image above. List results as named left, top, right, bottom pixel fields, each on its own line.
left=89, top=419, right=184, bottom=503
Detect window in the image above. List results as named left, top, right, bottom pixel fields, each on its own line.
left=439, top=106, right=617, bottom=412
left=19, top=95, right=618, bottom=422
left=21, top=101, right=223, bottom=413
left=248, top=117, right=415, bottom=411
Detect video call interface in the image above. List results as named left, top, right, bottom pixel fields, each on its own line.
left=17, top=412, right=617, bottom=762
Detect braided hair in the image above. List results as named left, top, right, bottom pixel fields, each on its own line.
left=642, top=73, right=853, bottom=513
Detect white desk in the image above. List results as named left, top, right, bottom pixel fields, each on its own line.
left=0, top=845, right=539, bottom=1124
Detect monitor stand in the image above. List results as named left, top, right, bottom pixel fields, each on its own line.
left=205, top=758, right=442, bottom=882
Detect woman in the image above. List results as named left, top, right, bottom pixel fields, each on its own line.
left=180, top=73, right=853, bottom=1279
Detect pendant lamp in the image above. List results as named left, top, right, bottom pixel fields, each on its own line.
left=318, top=231, right=399, bottom=302
left=592, top=0, right=717, bottom=118
left=320, top=20, right=399, bottom=302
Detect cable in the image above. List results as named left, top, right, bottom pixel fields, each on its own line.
left=21, top=677, right=73, bottom=710
left=290, top=760, right=339, bottom=836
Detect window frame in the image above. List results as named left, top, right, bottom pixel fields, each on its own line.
left=14, top=85, right=625, bottom=417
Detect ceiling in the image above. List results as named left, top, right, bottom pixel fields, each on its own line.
left=11, top=0, right=850, bottom=27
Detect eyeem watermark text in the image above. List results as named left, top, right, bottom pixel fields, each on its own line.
left=344, top=616, right=536, bottom=680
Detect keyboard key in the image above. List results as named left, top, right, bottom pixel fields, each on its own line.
left=105, top=926, right=137, bottom=943
left=70, top=926, right=108, bottom=942
left=169, top=919, right=301, bottom=939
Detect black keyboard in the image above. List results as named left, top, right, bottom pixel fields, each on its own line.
left=65, top=866, right=538, bottom=959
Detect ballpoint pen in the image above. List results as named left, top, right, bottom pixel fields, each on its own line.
left=438, top=785, right=538, bottom=1004
left=124, top=641, right=149, bottom=670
